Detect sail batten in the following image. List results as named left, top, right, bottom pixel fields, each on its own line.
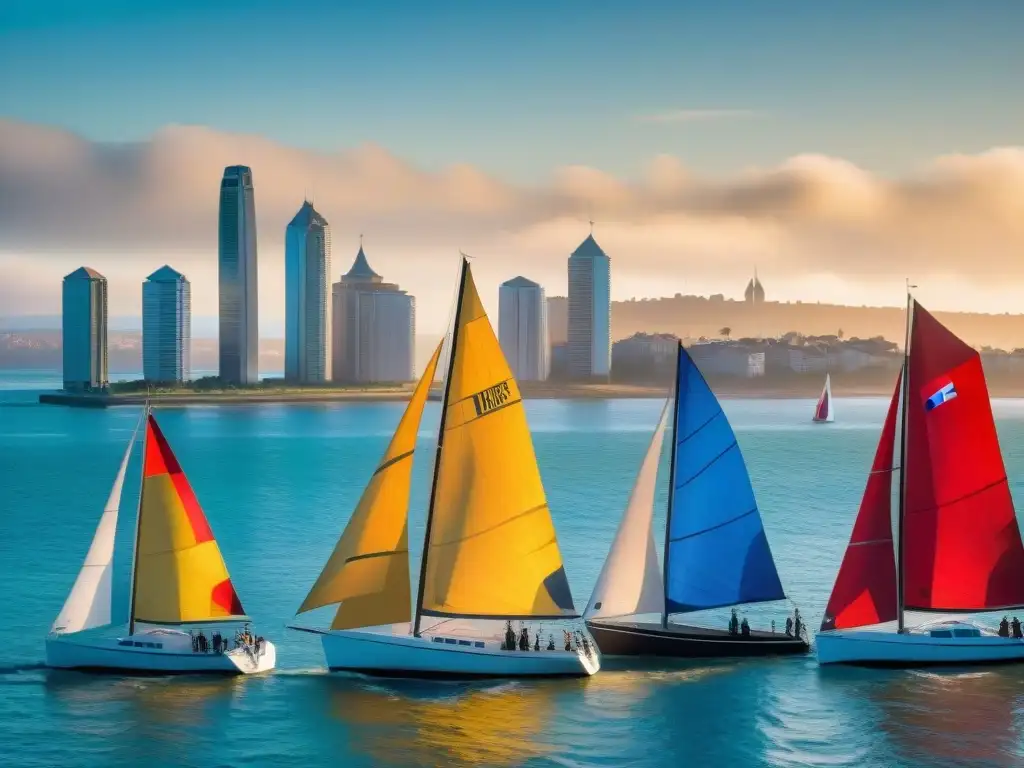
left=585, top=399, right=670, bottom=621
left=664, top=344, right=786, bottom=615
left=132, top=414, right=245, bottom=626
left=419, top=260, right=577, bottom=622
left=901, top=303, right=1024, bottom=612
left=298, top=342, right=443, bottom=631
left=820, top=370, right=901, bottom=631
left=52, top=415, right=143, bottom=635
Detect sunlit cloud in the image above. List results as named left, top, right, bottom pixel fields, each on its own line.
left=1, top=118, right=1023, bottom=328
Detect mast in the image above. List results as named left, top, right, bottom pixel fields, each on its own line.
left=896, top=283, right=915, bottom=633
left=412, top=256, right=468, bottom=637
left=126, top=402, right=150, bottom=636
left=661, top=342, right=684, bottom=628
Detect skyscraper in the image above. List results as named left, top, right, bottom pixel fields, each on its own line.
left=61, top=267, right=108, bottom=392
left=499, top=276, right=549, bottom=381
left=218, top=165, right=258, bottom=384
left=285, top=201, right=332, bottom=383
left=567, top=233, right=611, bottom=380
left=331, top=243, right=415, bottom=383
left=143, top=266, right=191, bottom=384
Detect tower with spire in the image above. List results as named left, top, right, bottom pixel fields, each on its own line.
left=744, top=268, right=765, bottom=305
left=567, top=229, right=612, bottom=380
left=331, top=239, right=414, bottom=383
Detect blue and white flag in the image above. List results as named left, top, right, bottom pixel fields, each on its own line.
left=925, top=381, right=957, bottom=411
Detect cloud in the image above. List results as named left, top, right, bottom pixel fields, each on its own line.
left=632, top=109, right=761, bottom=124
left=2, top=117, right=1024, bottom=324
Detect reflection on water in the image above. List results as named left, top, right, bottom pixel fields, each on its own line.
left=328, top=678, right=562, bottom=766
left=45, top=672, right=245, bottom=738
left=869, top=669, right=1024, bottom=768
left=328, top=667, right=728, bottom=767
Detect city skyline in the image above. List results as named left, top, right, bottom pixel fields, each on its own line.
left=3, top=3, right=1024, bottom=330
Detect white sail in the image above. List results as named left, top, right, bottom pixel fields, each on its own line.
left=585, top=399, right=671, bottom=621
left=51, top=419, right=140, bottom=635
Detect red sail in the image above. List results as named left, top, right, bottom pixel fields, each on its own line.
left=815, top=390, right=829, bottom=421
left=903, top=303, right=1024, bottom=611
left=820, top=371, right=901, bottom=630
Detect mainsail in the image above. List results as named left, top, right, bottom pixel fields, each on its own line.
left=417, top=259, right=576, bottom=626
left=902, top=303, right=1024, bottom=612
left=51, top=415, right=142, bottom=634
left=664, top=343, right=785, bottom=614
left=131, top=414, right=246, bottom=627
left=820, top=371, right=901, bottom=631
left=297, top=342, right=443, bottom=630
left=814, top=374, right=834, bottom=422
left=585, top=399, right=670, bottom=621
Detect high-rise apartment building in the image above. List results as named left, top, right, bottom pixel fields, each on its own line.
left=498, top=276, right=549, bottom=381
left=285, top=201, right=332, bottom=383
left=142, top=266, right=191, bottom=384
left=218, top=165, right=259, bottom=384
left=567, top=234, right=611, bottom=380
left=61, top=267, right=108, bottom=392
left=331, top=245, right=415, bottom=383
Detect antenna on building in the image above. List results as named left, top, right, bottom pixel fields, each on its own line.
left=359, top=233, right=364, bottom=249
left=459, top=250, right=474, bottom=261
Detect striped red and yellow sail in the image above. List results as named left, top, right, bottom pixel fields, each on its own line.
left=132, top=414, right=245, bottom=625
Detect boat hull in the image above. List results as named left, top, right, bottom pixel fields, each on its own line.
left=320, top=627, right=600, bottom=679
left=45, top=631, right=276, bottom=674
left=586, top=620, right=808, bottom=658
left=816, top=629, right=1024, bottom=666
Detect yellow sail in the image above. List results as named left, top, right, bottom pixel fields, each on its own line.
left=298, top=342, right=443, bottom=630
left=132, top=414, right=246, bottom=625
left=419, top=260, right=576, bottom=621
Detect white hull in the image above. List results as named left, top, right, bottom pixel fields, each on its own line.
left=817, top=625, right=1024, bottom=666
left=319, top=624, right=600, bottom=679
left=45, top=627, right=276, bottom=674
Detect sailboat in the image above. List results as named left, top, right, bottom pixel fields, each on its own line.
left=817, top=296, right=1024, bottom=665
left=585, top=342, right=808, bottom=658
left=813, top=373, right=835, bottom=423
left=291, top=257, right=599, bottom=678
left=46, top=409, right=276, bottom=674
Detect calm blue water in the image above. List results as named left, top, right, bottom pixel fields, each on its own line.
left=5, top=371, right=1024, bottom=767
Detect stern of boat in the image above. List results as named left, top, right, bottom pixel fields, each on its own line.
left=226, top=639, right=276, bottom=674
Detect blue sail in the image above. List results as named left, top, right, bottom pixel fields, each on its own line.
left=664, top=345, right=786, bottom=615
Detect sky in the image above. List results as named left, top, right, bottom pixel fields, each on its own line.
left=2, top=0, right=1024, bottom=334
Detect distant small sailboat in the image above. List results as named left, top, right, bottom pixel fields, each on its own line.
left=46, top=409, right=276, bottom=674
left=291, top=257, right=599, bottom=679
left=813, top=373, right=835, bottom=423
left=817, top=296, right=1024, bottom=666
left=585, top=342, right=808, bottom=658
